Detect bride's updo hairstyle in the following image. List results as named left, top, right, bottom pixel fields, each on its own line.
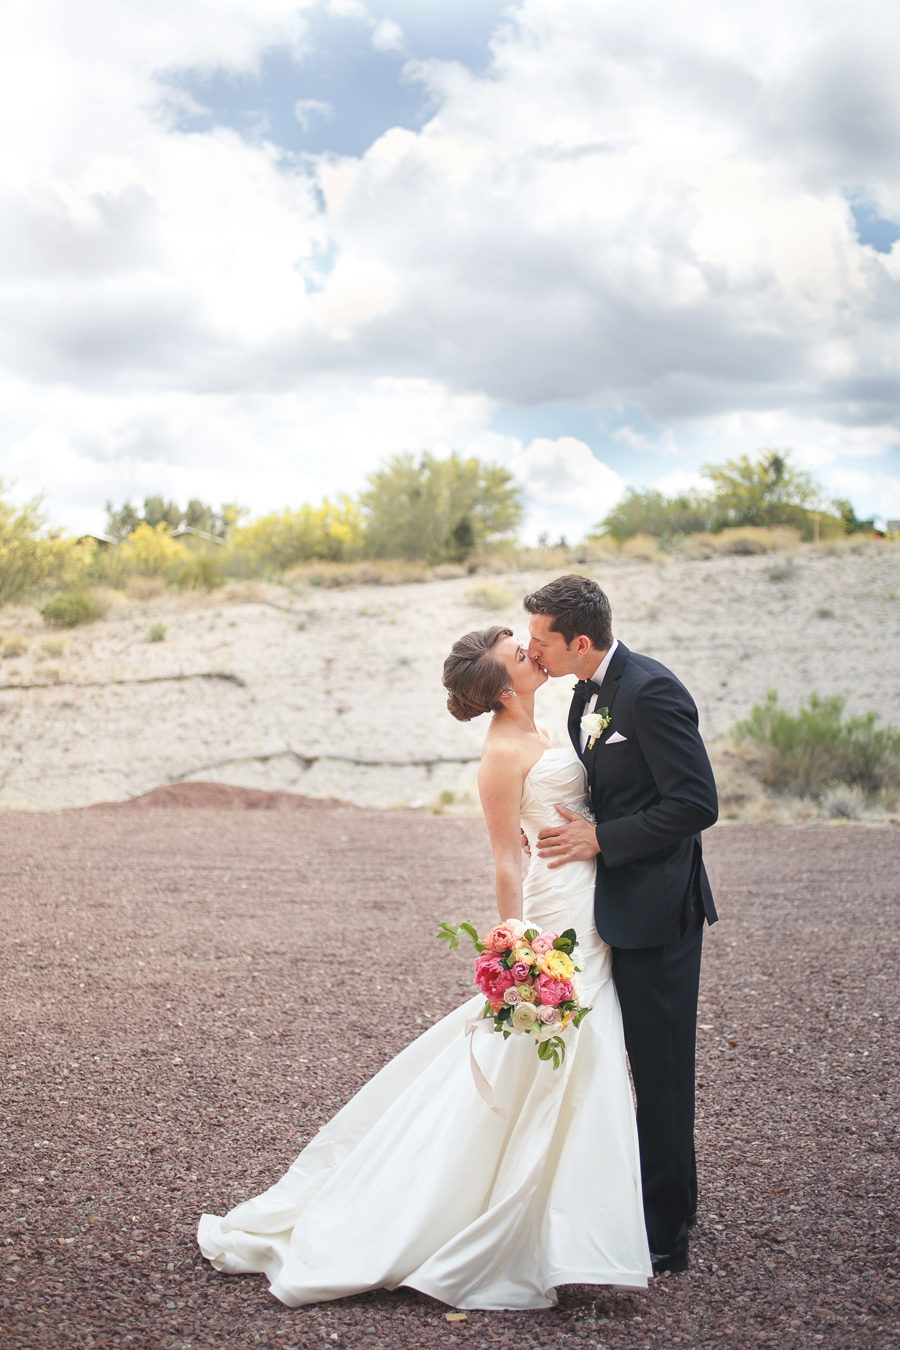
left=443, top=626, right=514, bottom=722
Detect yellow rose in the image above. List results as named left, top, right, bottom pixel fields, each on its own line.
left=513, top=944, right=536, bottom=966
left=537, top=949, right=574, bottom=980
left=511, top=1002, right=539, bottom=1034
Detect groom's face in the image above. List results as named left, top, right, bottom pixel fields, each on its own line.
left=527, top=614, right=582, bottom=677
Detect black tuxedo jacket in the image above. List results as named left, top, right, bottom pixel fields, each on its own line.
left=568, top=642, right=719, bottom=949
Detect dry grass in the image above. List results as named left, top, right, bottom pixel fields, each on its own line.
left=465, top=581, right=515, bottom=610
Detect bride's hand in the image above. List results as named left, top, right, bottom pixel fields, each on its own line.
left=520, top=828, right=531, bottom=858
left=535, top=806, right=600, bottom=868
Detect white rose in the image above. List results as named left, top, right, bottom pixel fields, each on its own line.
left=581, top=713, right=609, bottom=738
left=571, top=974, right=585, bottom=1002
left=511, top=1002, right=539, bottom=1034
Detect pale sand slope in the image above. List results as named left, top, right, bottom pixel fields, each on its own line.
left=0, top=548, right=898, bottom=815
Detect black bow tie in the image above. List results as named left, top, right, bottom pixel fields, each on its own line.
left=573, top=678, right=602, bottom=702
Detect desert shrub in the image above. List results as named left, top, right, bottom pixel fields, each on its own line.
left=284, top=559, right=432, bottom=588
left=620, top=534, right=662, bottom=560
left=126, top=575, right=165, bottom=599
left=148, top=622, right=167, bottom=642
left=224, top=496, right=364, bottom=577
left=40, top=590, right=106, bottom=628
left=466, top=582, right=514, bottom=610
left=595, top=451, right=846, bottom=545
left=1, top=633, right=29, bottom=658
left=735, top=691, right=900, bottom=798
left=598, top=487, right=716, bottom=543
left=766, top=562, right=798, bottom=582
left=360, top=453, right=522, bottom=563
left=118, top=522, right=190, bottom=577
left=172, top=554, right=224, bottom=590
left=821, top=784, right=868, bottom=819
left=0, top=480, right=89, bottom=604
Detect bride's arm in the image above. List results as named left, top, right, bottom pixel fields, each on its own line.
left=478, top=744, right=526, bottom=923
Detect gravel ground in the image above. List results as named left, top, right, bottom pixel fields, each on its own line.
left=1, top=793, right=898, bottom=1350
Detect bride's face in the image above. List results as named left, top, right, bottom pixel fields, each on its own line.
left=494, top=636, right=548, bottom=697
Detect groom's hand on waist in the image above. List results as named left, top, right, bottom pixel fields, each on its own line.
left=536, top=806, right=601, bottom=868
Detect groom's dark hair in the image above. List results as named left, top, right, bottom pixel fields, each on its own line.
left=523, top=574, right=613, bottom=650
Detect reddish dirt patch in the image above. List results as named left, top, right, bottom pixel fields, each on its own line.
left=1, top=808, right=898, bottom=1350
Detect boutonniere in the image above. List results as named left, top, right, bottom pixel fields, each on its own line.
left=581, top=706, right=610, bottom=750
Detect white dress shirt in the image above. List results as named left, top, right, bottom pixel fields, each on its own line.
left=579, top=639, right=619, bottom=753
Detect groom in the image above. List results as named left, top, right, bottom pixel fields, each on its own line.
left=524, top=574, right=718, bottom=1275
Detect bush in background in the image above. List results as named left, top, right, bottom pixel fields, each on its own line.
left=735, top=691, right=900, bottom=799
left=223, top=496, right=364, bottom=577
left=594, top=450, right=850, bottom=544
left=360, top=453, right=523, bottom=563
left=40, top=590, right=106, bottom=628
left=0, top=480, right=90, bottom=605
left=599, top=487, right=717, bottom=543
left=118, top=522, right=190, bottom=577
left=465, top=582, right=514, bottom=610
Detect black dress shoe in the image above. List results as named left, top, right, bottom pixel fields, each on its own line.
left=688, top=1212, right=698, bottom=1230
left=651, top=1253, right=690, bottom=1276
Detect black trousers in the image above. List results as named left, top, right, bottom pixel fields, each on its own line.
left=611, top=899, right=704, bottom=1262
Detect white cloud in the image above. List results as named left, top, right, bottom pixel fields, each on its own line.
left=490, top=437, right=625, bottom=544
left=371, top=18, right=404, bottom=53
left=0, top=0, right=899, bottom=536
left=295, top=98, right=333, bottom=130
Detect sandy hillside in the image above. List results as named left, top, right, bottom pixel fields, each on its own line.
left=0, top=547, right=898, bottom=814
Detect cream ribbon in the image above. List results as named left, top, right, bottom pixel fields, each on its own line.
left=465, top=1015, right=507, bottom=1122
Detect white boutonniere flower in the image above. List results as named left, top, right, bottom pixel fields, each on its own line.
left=581, top=706, right=611, bottom=749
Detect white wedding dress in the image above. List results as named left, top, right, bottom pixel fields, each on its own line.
left=198, top=748, right=652, bottom=1308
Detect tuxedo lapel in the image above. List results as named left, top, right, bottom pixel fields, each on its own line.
left=581, top=642, right=630, bottom=775
left=567, top=694, right=584, bottom=758
left=566, top=642, right=630, bottom=763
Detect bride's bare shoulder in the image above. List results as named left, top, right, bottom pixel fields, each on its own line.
left=479, top=733, right=530, bottom=778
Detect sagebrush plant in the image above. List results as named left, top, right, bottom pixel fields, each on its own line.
left=735, top=691, right=900, bottom=799
left=465, top=582, right=514, bottom=610
left=40, top=591, right=106, bottom=628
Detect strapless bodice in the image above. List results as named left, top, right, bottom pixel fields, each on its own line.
left=520, top=747, right=590, bottom=838
left=520, top=748, right=607, bottom=969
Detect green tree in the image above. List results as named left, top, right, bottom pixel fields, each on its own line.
left=595, top=487, right=717, bottom=542
left=832, top=498, right=878, bottom=535
left=704, top=449, right=821, bottom=530
left=360, top=453, right=523, bottom=562
left=0, top=480, right=84, bottom=604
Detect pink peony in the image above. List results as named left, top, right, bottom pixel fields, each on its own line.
left=484, top=923, right=520, bottom=953
left=511, top=960, right=533, bottom=982
left=474, top=952, right=516, bottom=1002
left=535, top=973, right=574, bottom=1007
left=531, top=931, right=559, bottom=955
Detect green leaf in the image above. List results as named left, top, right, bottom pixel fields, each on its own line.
left=552, top=928, right=577, bottom=954
left=436, top=922, right=460, bottom=949
left=459, top=921, right=481, bottom=945
left=572, top=1005, right=593, bottom=1028
left=524, top=928, right=539, bottom=942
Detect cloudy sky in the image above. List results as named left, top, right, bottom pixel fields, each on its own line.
left=2, top=0, right=899, bottom=540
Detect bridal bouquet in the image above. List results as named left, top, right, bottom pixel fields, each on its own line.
left=438, top=918, right=592, bottom=1069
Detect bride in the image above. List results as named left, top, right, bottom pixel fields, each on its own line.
left=198, top=625, right=652, bottom=1309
